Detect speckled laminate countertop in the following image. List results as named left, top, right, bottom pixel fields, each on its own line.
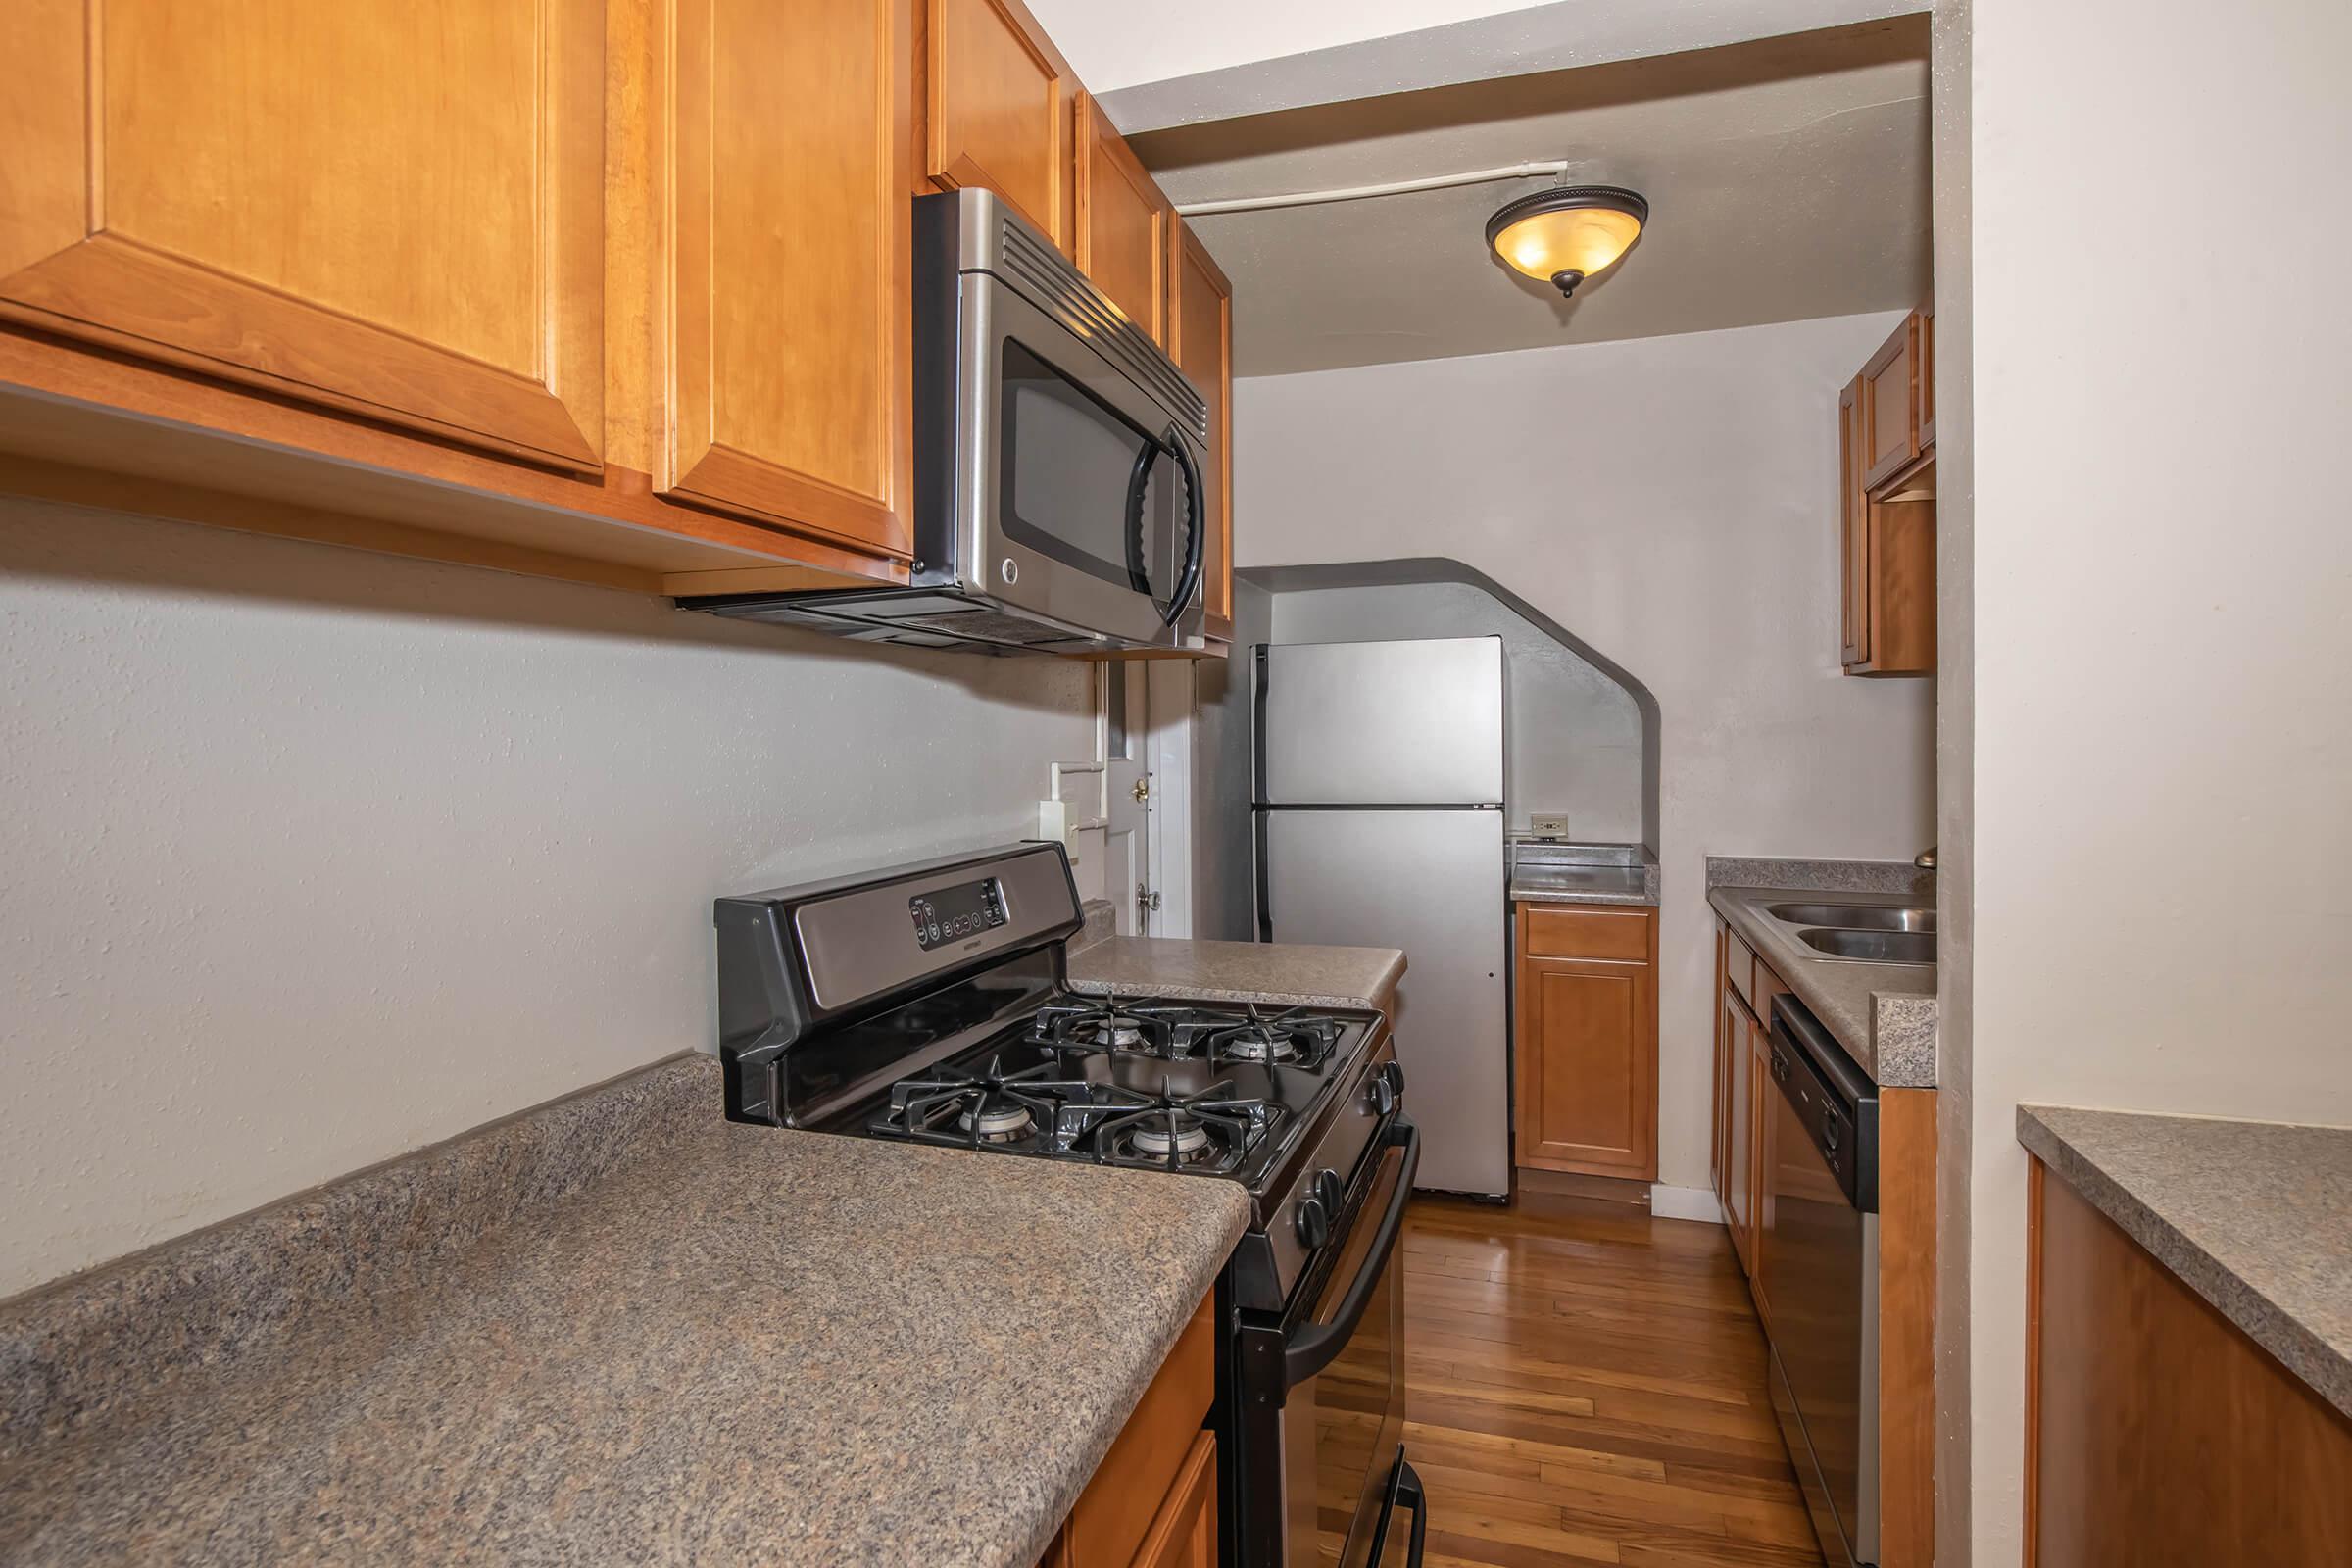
left=2019, top=1105, right=2352, bottom=1420
left=1509, top=866, right=1658, bottom=906
left=1068, top=937, right=1403, bottom=1012
left=1707, top=886, right=1937, bottom=1087
left=0, top=1055, right=1248, bottom=1567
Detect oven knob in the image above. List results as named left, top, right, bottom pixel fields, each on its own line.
left=1368, top=1075, right=1396, bottom=1116
left=1295, top=1196, right=1332, bottom=1249
left=1824, top=1117, right=1842, bottom=1153
left=1314, top=1167, right=1344, bottom=1212
left=1385, top=1061, right=1405, bottom=1098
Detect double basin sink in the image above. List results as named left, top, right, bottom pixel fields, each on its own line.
left=1766, top=901, right=1936, bottom=966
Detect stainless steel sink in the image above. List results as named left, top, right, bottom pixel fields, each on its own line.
left=1768, top=902, right=1936, bottom=934
left=1797, top=927, right=1936, bottom=965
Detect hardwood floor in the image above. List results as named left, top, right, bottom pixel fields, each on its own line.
left=1385, top=1193, right=1824, bottom=1568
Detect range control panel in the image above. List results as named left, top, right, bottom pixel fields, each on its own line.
left=909, top=876, right=1007, bottom=951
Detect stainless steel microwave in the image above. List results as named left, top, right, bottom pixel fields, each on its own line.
left=677, top=189, right=1211, bottom=656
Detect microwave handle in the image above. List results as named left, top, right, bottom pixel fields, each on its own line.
left=1161, top=429, right=1205, bottom=625
left=1283, top=1115, right=1420, bottom=1389
left=1122, top=440, right=1156, bottom=594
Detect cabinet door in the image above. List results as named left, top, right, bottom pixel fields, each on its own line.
left=1074, top=94, right=1172, bottom=341
left=1127, top=1430, right=1216, bottom=1568
left=1746, top=1002, right=1776, bottom=1321
left=1917, top=299, right=1936, bottom=449
left=1838, top=375, right=1870, bottom=667
left=1168, top=219, right=1235, bottom=640
left=1517, top=953, right=1658, bottom=1180
left=1723, top=989, right=1756, bottom=1269
left=1859, top=313, right=1921, bottom=489
left=925, top=0, right=1070, bottom=247
left=3, top=0, right=603, bottom=471
left=662, top=0, right=914, bottom=559
left=1712, top=929, right=1732, bottom=1210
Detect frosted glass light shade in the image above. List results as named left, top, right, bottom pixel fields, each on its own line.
left=1486, top=186, right=1648, bottom=298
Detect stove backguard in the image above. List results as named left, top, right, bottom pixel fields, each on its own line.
left=714, top=843, right=1083, bottom=1127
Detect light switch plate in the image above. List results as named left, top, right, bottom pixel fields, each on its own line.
left=1528, top=813, right=1571, bottom=840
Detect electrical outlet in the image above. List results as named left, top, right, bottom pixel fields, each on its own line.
left=1528, top=813, right=1571, bottom=840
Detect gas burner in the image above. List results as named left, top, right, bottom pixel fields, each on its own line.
left=1030, top=995, right=1176, bottom=1055
left=958, top=1101, right=1037, bottom=1144
left=1126, top=1117, right=1211, bottom=1160
left=1199, top=1004, right=1339, bottom=1071
left=869, top=1055, right=1092, bottom=1152
left=1061, top=1078, right=1281, bottom=1174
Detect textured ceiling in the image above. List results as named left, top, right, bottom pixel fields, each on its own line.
left=1132, top=20, right=1933, bottom=376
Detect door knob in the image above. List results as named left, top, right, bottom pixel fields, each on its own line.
left=1131, top=777, right=1151, bottom=804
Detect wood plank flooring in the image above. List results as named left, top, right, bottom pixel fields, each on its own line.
left=1384, top=1193, right=1825, bottom=1568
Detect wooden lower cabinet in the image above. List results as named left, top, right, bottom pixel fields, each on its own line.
left=1513, top=903, right=1659, bottom=1181
left=2028, top=1161, right=2352, bottom=1565
left=1037, top=1290, right=1214, bottom=1568
left=1720, top=985, right=1759, bottom=1268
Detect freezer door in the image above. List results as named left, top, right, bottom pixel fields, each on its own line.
left=1258, top=807, right=1509, bottom=1197
left=1257, top=638, right=1503, bottom=805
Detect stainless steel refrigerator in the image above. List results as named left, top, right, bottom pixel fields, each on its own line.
left=1252, top=635, right=1508, bottom=1198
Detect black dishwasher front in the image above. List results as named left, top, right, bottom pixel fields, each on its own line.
left=1762, top=993, right=1880, bottom=1568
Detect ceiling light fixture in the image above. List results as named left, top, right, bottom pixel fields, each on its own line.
left=1485, top=185, right=1648, bottom=299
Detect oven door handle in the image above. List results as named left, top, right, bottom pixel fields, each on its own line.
left=1363, top=1451, right=1430, bottom=1568
left=1283, top=1115, right=1419, bottom=1390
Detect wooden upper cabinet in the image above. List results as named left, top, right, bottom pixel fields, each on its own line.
left=1838, top=377, right=1869, bottom=666
left=1074, top=95, right=1172, bottom=341
left=660, top=0, right=914, bottom=560
left=925, top=0, right=1070, bottom=248
left=1, top=0, right=604, bottom=473
left=1839, top=313, right=1936, bottom=677
left=1916, top=300, right=1936, bottom=449
left=1168, top=219, right=1234, bottom=639
left=1859, top=313, right=1922, bottom=488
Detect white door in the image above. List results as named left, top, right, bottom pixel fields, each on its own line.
left=1102, top=662, right=1156, bottom=936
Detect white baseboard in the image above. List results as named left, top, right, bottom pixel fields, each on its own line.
left=1649, top=1183, right=1724, bottom=1224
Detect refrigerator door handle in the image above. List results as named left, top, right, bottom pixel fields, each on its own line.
left=1253, top=809, right=1272, bottom=941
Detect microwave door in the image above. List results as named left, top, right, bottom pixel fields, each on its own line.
left=961, top=272, right=1186, bottom=645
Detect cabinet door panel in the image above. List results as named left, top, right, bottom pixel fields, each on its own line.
left=1724, top=990, right=1756, bottom=1269
left=1074, top=95, right=1170, bottom=341
left=663, top=0, right=913, bottom=558
left=1128, top=1431, right=1216, bottom=1568
left=1838, top=375, right=1869, bottom=666
left=1860, top=313, right=1920, bottom=488
left=2, top=0, right=603, bottom=471
left=1517, top=953, right=1657, bottom=1181
left=926, top=0, right=1068, bottom=246
left=1169, top=219, right=1233, bottom=636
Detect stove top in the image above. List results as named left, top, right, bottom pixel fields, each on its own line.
left=856, top=993, right=1369, bottom=1192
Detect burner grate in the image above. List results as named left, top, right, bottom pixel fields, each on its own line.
left=870, top=1055, right=1095, bottom=1152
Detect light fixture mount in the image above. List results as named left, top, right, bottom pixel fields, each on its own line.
left=1485, top=185, right=1649, bottom=299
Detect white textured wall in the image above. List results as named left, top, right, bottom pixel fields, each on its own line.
left=0, top=499, right=1094, bottom=1298
left=1233, top=314, right=1936, bottom=1195
left=1268, top=580, right=1644, bottom=843
left=1955, top=0, right=2352, bottom=1561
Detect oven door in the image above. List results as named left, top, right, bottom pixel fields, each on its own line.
left=957, top=270, right=1204, bottom=645
left=1281, top=1117, right=1423, bottom=1568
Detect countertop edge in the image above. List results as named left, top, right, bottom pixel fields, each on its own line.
left=1508, top=882, right=1658, bottom=908
left=2017, top=1104, right=2352, bottom=1422
left=1706, top=886, right=1939, bottom=1089
left=1067, top=937, right=1404, bottom=1013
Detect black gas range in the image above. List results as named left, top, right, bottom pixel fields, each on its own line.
left=713, top=843, right=1427, bottom=1568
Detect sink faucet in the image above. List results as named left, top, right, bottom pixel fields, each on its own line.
left=1914, top=845, right=1937, bottom=871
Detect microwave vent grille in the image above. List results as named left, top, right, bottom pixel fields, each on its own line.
left=995, top=220, right=1209, bottom=445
